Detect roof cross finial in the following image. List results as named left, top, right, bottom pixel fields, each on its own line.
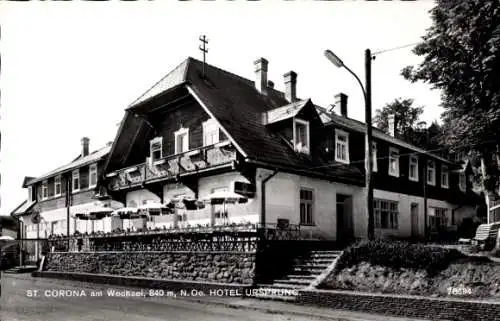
left=199, top=35, right=208, bottom=78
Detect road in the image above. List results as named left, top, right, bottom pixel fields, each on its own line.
left=0, top=273, right=335, bottom=321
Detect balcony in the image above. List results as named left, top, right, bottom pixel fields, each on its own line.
left=107, top=141, right=238, bottom=191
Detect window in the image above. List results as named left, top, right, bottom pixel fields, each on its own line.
left=334, top=129, right=349, bottom=164
left=212, top=188, right=228, bottom=219
left=72, top=170, right=80, bottom=192
left=54, top=176, right=62, bottom=196
left=388, top=147, right=400, bottom=177
left=89, top=164, right=98, bottom=188
left=429, top=207, right=448, bottom=230
left=409, top=155, right=419, bottom=181
left=41, top=181, right=48, bottom=200
left=28, top=186, right=35, bottom=203
left=174, top=128, right=189, bottom=154
left=203, top=119, right=220, bottom=146
left=150, top=137, right=163, bottom=161
left=372, top=141, right=377, bottom=172
left=294, top=119, right=310, bottom=154
left=441, top=165, right=449, bottom=188
left=374, top=199, right=399, bottom=229
left=299, top=188, right=314, bottom=225
left=427, top=161, right=436, bottom=185
left=459, top=172, right=466, bottom=191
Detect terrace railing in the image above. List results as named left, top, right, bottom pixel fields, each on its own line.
left=46, top=222, right=303, bottom=253
left=108, top=141, right=237, bottom=191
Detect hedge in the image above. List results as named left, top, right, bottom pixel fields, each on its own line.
left=335, top=240, right=466, bottom=275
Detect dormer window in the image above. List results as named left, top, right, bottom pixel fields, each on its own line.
left=174, top=128, right=189, bottom=154
left=334, top=129, right=349, bottom=164
left=203, top=119, right=220, bottom=146
left=54, top=175, right=62, bottom=196
left=441, top=165, right=449, bottom=188
left=293, top=119, right=310, bottom=154
left=28, top=186, right=34, bottom=203
left=388, top=147, right=399, bottom=177
left=42, top=181, right=48, bottom=200
left=150, top=137, right=163, bottom=161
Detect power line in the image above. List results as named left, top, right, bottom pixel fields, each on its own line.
left=372, top=42, right=421, bottom=56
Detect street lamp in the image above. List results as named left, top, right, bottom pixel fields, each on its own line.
left=324, top=49, right=375, bottom=240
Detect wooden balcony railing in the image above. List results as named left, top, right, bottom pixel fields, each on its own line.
left=108, top=141, right=237, bottom=191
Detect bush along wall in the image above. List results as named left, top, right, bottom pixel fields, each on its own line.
left=44, top=252, right=256, bottom=284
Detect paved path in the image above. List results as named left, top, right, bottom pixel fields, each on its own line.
left=0, top=273, right=430, bottom=321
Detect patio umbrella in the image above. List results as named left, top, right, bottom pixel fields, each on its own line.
left=138, top=202, right=174, bottom=216
left=202, top=191, right=248, bottom=225
left=73, top=206, right=114, bottom=233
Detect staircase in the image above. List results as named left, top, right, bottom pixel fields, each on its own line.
left=254, top=250, right=342, bottom=302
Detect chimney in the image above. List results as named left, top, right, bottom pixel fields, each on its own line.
left=81, top=137, right=90, bottom=157
left=254, top=58, right=268, bottom=95
left=388, top=114, right=396, bottom=137
left=284, top=71, right=297, bottom=102
left=334, top=93, right=348, bottom=117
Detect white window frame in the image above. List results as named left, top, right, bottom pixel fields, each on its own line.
left=388, top=147, right=400, bottom=177
left=72, top=170, right=80, bottom=193
left=372, top=141, right=377, bottom=172
left=427, top=161, right=436, bottom=186
left=149, top=137, right=163, bottom=161
left=374, top=199, right=399, bottom=230
left=89, top=164, right=98, bottom=188
left=174, top=128, right=190, bottom=154
left=409, top=155, right=419, bottom=182
left=429, top=207, right=448, bottom=229
left=202, top=119, right=220, bottom=146
left=41, top=181, right=48, bottom=200
left=54, top=175, right=62, bottom=197
left=293, top=118, right=310, bottom=155
left=459, top=172, right=466, bottom=191
left=299, top=188, right=314, bottom=225
left=441, top=165, right=449, bottom=189
left=28, top=186, right=34, bottom=203
left=334, top=129, right=350, bottom=164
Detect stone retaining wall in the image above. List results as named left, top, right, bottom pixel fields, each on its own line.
left=297, top=289, right=500, bottom=321
left=44, top=251, right=256, bottom=284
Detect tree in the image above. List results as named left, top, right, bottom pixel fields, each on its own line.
left=402, top=0, right=500, bottom=219
left=373, top=98, right=443, bottom=151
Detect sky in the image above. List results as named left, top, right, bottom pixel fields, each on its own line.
left=0, top=0, right=442, bottom=216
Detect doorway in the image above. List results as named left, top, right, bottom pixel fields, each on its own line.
left=336, top=194, right=353, bottom=244
left=411, top=203, right=419, bottom=238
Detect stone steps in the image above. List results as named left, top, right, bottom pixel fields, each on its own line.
left=273, top=278, right=312, bottom=286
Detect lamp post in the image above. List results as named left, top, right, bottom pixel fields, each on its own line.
left=325, top=49, right=375, bottom=240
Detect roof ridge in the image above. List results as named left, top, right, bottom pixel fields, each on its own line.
left=129, top=57, right=193, bottom=107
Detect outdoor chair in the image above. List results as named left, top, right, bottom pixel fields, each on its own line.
left=462, top=222, right=500, bottom=251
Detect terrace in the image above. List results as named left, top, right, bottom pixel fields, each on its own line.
left=106, top=141, right=238, bottom=191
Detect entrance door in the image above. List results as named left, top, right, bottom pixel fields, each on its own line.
left=411, top=203, right=419, bottom=238
left=336, top=194, right=353, bottom=244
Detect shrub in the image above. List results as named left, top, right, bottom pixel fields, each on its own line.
left=335, top=239, right=465, bottom=275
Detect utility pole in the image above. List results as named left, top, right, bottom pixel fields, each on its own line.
left=365, top=49, right=374, bottom=240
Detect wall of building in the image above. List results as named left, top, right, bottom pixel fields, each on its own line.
left=373, top=189, right=476, bottom=238
left=258, top=168, right=364, bottom=240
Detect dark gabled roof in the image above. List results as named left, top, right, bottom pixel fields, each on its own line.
left=26, top=145, right=111, bottom=186
left=317, top=105, right=456, bottom=165
left=10, top=200, right=36, bottom=217
left=22, top=177, right=36, bottom=188
left=108, top=57, right=364, bottom=184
